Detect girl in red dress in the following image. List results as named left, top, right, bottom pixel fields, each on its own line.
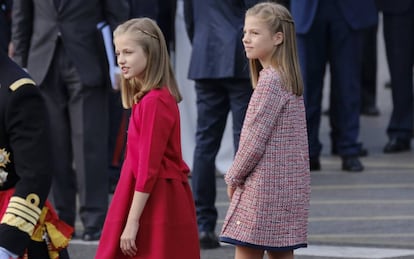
left=95, top=18, right=200, bottom=259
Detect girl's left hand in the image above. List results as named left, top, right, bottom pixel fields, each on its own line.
left=120, top=221, right=139, bottom=257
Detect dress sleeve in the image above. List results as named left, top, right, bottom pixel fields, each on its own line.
left=134, top=96, right=175, bottom=193
left=225, top=71, right=287, bottom=187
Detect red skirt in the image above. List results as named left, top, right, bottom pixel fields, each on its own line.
left=95, top=172, right=200, bottom=259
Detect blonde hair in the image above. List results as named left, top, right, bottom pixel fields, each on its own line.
left=113, top=18, right=182, bottom=108
left=246, top=2, right=303, bottom=96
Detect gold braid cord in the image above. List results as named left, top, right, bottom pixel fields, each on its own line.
left=1, top=195, right=41, bottom=235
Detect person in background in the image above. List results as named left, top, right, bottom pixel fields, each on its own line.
left=360, top=22, right=380, bottom=117
left=0, top=0, right=12, bottom=53
left=11, top=0, right=129, bottom=241
left=322, top=20, right=378, bottom=157
left=376, top=0, right=413, bottom=153
left=128, top=0, right=176, bottom=53
left=325, top=22, right=380, bottom=118
left=291, top=0, right=378, bottom=172
left=183, top=0, right=261, bottom=249
left=95, top=18, right=200, bottom=259
left=274, top=0, right=290, bottom=9
left=220, top=3, right=310, bottom=258
left=0, top=50, right=72, bottom=259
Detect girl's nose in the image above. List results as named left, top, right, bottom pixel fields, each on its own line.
left=117, top=55, right=124, bottom=65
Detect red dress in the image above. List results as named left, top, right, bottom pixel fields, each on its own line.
left=95, top=87, right=200, bottom=259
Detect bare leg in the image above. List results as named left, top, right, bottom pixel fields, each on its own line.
left=267, top=250, right=294, bottom=259
left=235, top=245, right=264, bottom=259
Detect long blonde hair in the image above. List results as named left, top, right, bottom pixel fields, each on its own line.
left=246, top=2, right=303, bottom=96
left=113, top=18, right=182, bottom=108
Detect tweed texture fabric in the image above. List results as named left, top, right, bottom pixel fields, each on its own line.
left=220, top=67, right=311, bottom=248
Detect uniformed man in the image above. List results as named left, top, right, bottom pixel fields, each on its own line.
left=0, top=50, right=72, bottom=259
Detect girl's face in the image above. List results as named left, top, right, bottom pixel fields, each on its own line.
left=114, top=34, right=147, bottom=80
left=242, top=15, right=283, bottom=68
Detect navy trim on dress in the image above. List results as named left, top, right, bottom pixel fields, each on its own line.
left=219, top=237, right=307, bottom=251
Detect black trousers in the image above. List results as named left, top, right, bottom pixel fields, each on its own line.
left=27, top=241, right=70, bottom=259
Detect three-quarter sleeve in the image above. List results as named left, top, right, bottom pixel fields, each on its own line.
left=133, top=95, right=175, bottom=193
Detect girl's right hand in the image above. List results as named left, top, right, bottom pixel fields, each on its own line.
left=227, top=185, right=236, bottom=200
left=120, top=221, right=139, bottom=257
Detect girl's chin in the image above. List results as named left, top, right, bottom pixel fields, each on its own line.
left=245, top=53, right=255, bottom=59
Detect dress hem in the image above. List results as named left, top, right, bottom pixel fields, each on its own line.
left=219, top=236, right=307, bottom=251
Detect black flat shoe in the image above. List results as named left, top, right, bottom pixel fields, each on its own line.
left=342, top=156, right=364, bottom=172
left=360, top=106, right=380, bottom=116
left=310, top=158, right=321, bottom=171
left=383, top=138, right=411, bottom=153
left=199, top=231, right=220, bottom=249
left=82, top=228, right=102, bottom=241
left=331, top=146, right=368, bottom=157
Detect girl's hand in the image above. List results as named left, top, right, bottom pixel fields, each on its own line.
left=120, top=221, right=139, bottom=257
left=227, top=185, right=236, bottom=200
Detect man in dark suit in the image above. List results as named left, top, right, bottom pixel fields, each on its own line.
left=11, top=0, right=128, bottom=241
left=376, top=0, right=413, bottom=153
left=0, top=50, right=71, bottom=259
left=183, top=0, right=259, bottom=249
left=291, top=0, right=378, bottom=172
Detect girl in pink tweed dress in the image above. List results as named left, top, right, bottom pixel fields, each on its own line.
left=220, top=2, right=311, bottom=259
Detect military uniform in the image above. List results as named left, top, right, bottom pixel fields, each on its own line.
left=0, top=51, right=72, bottom=258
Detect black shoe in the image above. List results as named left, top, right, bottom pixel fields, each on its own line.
left=385, top=81, right=391, bottom=89
left=199, top=231, right=220, bottom=249
left=310, top=158, right=321, bottom=171
left=342, top=156, right=364, bottom=172
left=332, top=147, right=368, bottom=157
left=82, top=228, right=102, bottom=241
left=360, top=106, right=380, bottom=116
left=383, top=138, right=411, bottom=153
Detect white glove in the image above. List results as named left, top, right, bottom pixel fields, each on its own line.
left=0, top=247, right=17, bottom=259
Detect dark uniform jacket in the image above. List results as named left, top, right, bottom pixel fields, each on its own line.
left=0, top=51, right=53, bottom=257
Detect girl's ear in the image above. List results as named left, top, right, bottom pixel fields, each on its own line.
left=273, top=31, right=284, bottom=46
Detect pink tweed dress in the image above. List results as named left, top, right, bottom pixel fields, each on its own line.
left=220, top=67, right=311, bottom=250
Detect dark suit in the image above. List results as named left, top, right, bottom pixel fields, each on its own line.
left=11, top=0, right=128, bottom=235
left=128, top=0, right=176, bottom=52
left=291, top=0, right=377, bottom=160
left=184, top=0, right=258, bottom=236
left=0, top=51, right=69, bottom=258
left=360, top=23, right=379, bottom=113
left=0, top=0, right=12, bottom=53
left=376, top=0, right=414, bottom=142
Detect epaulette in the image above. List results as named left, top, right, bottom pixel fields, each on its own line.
left=9, top=78, right=36, bottom=91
